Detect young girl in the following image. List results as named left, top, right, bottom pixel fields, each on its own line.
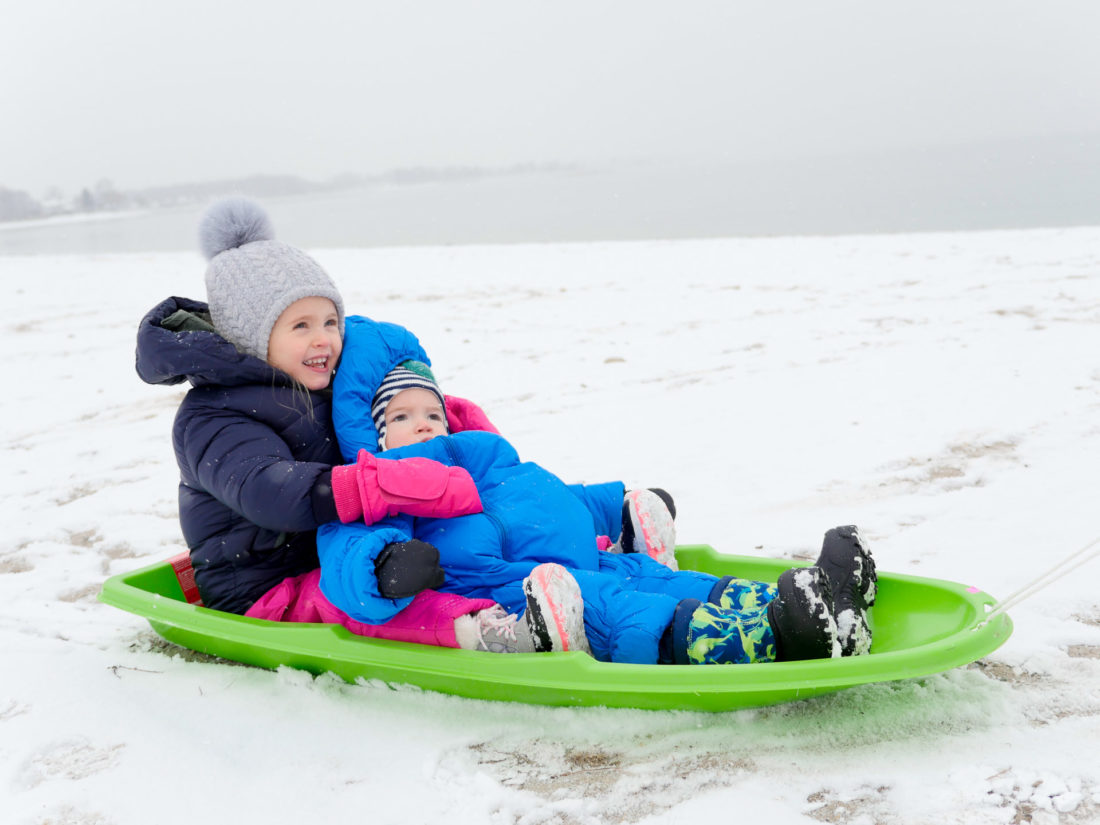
left=135, top=197, right=588, bottom=655
left=318, top=327, right=879, bottom=664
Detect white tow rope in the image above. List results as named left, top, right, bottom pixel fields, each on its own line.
left=978, top=535, right=1100, bottom=627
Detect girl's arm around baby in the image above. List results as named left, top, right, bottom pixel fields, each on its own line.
left=330, top=449, right=483, bottom=525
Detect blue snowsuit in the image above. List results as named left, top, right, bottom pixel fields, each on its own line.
left=317, top=318, right=719, bottom=664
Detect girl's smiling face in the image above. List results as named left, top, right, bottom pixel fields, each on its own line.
left=383, top=388, right=448, bottom=449
left=266, top=297, right=342, bottom=390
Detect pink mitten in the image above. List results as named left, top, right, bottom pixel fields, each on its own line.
left=331, top=449, right=483, bottom=524
left=444, top=395, right=500, bottom=435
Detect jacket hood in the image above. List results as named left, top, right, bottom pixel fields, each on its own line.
left=135, top=296, right=287, bottom=389
left=331, top=315, right=431, bottom=461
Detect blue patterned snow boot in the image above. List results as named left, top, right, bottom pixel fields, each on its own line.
left=708, top=576, right=778, bottom=612
left=670, top=599, right=777, bottom=665
left=672, top=568, right=840, bottom=665
left=815, top=525, right=877, bottom=656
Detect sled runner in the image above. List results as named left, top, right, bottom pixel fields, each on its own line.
left=99, top=546, right=1013, bottom=712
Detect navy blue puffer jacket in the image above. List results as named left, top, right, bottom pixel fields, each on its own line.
left=135, top=296, right=427, bottom=613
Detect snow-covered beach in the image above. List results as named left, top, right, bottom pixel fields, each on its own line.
left=2, top=226, right=1099, bottom=824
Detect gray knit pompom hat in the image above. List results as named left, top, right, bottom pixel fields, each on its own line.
left=199, top=198, right=345, bottom=361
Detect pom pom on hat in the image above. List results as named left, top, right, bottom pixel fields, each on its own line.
left=198, top=197, right=275, bottom=260
left=199, top=198, right=344, bottom=362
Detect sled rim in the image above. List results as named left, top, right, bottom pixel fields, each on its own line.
left=99, top=545, right=1013, bottom=712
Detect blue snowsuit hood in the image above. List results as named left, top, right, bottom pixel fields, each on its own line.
left=331, top=315, right=433, bottom=461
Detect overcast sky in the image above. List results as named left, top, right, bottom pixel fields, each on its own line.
left=3, top=1, right=1099, bottom=197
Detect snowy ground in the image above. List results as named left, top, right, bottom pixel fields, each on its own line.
left=2, top=227, right=1100, bottom=824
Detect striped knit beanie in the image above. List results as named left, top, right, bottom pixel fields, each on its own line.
left=199, top=198, right=345, bottom=361
left=372, top=361, right=448, bottom=449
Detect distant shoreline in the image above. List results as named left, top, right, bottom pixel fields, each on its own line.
left=4, top=151, right=1100, bottom=256
left=0, top=209, right=149, bottom=232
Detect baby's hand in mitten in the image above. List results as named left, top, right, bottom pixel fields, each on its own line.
left=374, top=540, right=446, bottom=599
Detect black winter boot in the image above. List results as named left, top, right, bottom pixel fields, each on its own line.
left=815, top=525, right=877, bottom=656
left=767, top=567, right=839, bottom=661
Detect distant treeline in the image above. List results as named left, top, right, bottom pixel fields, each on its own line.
left=0, top=163, right=579, bottom=224
left=0, top=175, right=329, bottom=222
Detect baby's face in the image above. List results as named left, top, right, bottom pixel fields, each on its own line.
left=384, top=388, right=448, bottom=449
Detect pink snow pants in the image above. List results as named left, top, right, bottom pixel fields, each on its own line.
left=245, top=569, right=495, bottom=648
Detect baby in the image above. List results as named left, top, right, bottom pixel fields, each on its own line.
left=318, top=351, right=877, bottom=665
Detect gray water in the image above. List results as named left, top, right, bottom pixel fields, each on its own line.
left=4, top=139, right=1099, bottom=256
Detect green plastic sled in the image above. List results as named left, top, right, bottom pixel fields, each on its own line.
left=98, top=545, right=1013, bottom=712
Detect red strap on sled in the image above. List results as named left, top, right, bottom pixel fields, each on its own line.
left=169, top=552, right=204, bottom=606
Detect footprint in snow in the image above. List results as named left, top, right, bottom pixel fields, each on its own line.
left=31, top=804, right=115, bottom=825
left=18, top=738, right=124, bottom=788
left=1, top=700, right=31, bottom=721
left=0, top=554, right=33, bottom=574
